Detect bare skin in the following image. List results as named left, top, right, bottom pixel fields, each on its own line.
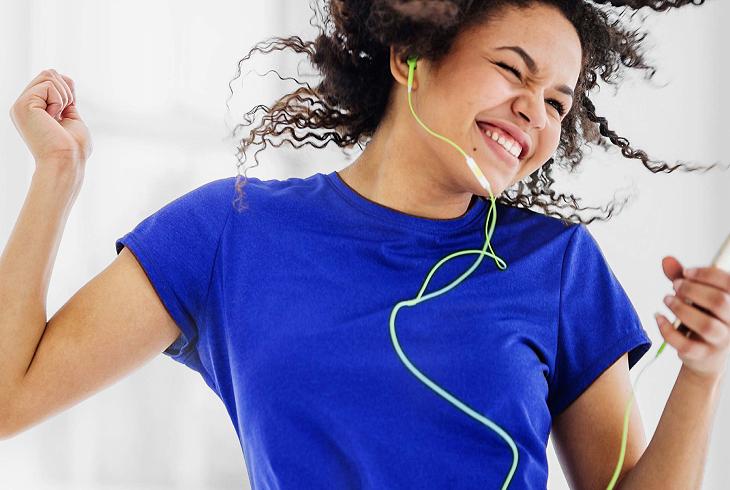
left=338, top=4, right=580, bottom=220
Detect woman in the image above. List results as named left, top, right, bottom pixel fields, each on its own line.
left=2, top=0, right=729, bottom=489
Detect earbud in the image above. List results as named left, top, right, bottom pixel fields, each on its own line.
left=407, top=56, right=418, bottom=94
left=405, top=55, right=493, bottom=195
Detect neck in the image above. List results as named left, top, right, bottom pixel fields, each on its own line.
left=337, top=123, right=478, bottom=220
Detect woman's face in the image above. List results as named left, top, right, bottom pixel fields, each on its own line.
left=402, top=3, right=582, bottom=197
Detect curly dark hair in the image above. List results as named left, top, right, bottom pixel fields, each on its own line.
left=225, top=0, right=727, bottom=226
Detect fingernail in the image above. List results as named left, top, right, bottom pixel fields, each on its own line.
left=685, top=268, right=697, bottom=278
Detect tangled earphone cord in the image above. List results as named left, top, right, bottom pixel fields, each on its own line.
left=387, top=190, right=519, bottom=489
left=398, top=55, right=664, bottom=489
left=390, top=65, right=517, bottom=489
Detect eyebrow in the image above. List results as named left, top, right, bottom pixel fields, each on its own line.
left=496, top=45, right=574, bottom=98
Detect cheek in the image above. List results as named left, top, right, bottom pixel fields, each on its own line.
left=444, top=73, right=513, bottom=113
left=533, top=125, right=562, bottom=160
left=515, top=127, right=561, bottom=180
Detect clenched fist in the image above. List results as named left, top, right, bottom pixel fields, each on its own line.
left=8, top=69, right=92, bottom=169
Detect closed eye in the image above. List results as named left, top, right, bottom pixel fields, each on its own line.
left=495, top=61, right=568, bottom=117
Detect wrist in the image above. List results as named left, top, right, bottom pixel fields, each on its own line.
left=32, top=160, right=84, bottom=195
left=679, top=364, right=725, bottom=390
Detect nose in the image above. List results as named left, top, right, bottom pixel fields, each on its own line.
left=514, top=91, right=548, bottom=130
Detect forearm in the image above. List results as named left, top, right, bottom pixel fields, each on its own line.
left=617, top=365, right=724, bottom=490
left=0, top=163, right=82, bottom=399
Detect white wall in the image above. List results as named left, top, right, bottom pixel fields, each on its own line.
left=0, top=1, right=728, bottom=489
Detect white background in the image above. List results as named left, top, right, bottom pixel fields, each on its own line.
left=0, top=1, right=728, bottom=489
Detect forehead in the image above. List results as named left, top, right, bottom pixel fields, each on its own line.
left=459, top=4, right=583, bottom=85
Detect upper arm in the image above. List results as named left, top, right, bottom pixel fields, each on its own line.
left=551, top=353, right=648, bottom=490
left=2, top=246, right=182, bottom=439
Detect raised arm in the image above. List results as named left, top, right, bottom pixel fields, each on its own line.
left=1, top=70, right=182, bottom=439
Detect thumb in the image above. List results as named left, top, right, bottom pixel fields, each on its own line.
left=662, top=255, right=685, bottom=281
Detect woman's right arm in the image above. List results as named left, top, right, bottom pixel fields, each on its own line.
left=0, top=165, right=183, bottom=440
left=0, top=71, right=182, bottom=439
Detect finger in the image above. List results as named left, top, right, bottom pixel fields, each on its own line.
left=663, top=293, right=730, bottom=346
left=21, top=69, right=57, bottom=93
left=48, top=70, right=70, bottom=109
left=31, top=76, right=65, bottom=113
left=673, top=278, right=730, bottom=326
left=51, top=69, right=73, bottom=107
left=39, top=80, right=66, bottom=118
left=662, top=256, right=684, bottom=281
left=15, top=71, right=64, bottom=113
left=684, top=266, right=730, bottom=295
left=59, top=74, right=76, bottom=106
left=657, top=313, right=712, bottom=361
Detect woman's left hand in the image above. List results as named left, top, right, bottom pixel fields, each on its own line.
left=656, top=256, right=730, bottom=382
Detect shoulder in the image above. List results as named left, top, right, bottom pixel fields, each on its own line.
left=495, top=200, right=582, bottom=253
left=227, top=172, right=329, bottom=217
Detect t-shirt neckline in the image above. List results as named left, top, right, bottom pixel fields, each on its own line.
left=323, top=170, right=488, bottom=234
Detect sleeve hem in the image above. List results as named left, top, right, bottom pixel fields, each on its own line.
left=549, top=328, right=652, bottom=418
left=116, top=234, right=198, bottom=360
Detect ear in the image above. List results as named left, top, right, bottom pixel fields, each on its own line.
left=389, top=46, right=418, bottom=90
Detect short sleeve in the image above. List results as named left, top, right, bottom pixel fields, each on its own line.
left=547, top=224, right=652, bottom=418
left=114, top=177, right=234, bottom=365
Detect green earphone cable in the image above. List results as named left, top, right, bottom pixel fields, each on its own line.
left=605, top=346, right=665, bottom=489
left=605, top=338, right=671, bottom=489
left=392, top=55, right=517, bottom=489
left=399, top=55, right=667, bottom=490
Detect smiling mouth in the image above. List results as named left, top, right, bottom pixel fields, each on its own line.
left=476, top=122, right=520, bottom=169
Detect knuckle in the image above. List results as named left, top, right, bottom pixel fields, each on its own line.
left=695, top=318, right=714, bottom=338
left=711, top=318, right=728, bottom=340
left=720, top=293, right=730, bottom=312
left=702, top=319, right=723, bottom=344
left=711, top=292, right=726, bottom=310
left=698, top=322, right=715, bottom=342
left=672, top=297, right=684, bottom=313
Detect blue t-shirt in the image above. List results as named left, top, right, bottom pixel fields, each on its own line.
left=115, top=171, right=652, bottom=489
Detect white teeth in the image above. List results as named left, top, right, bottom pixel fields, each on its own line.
left=481, top=126, right=522, bottom=158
